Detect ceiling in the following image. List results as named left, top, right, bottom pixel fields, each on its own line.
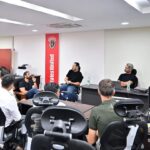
left=1, top=0, right=150, bottom=36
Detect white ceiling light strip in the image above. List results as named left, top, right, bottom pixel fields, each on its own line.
left=0, top=18, right=33, bottom=26
left=0, top=0, right=83, bottom=21
left=124, top=0, right=150, bottom=13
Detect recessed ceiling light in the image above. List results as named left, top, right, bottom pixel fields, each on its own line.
left=32, top=29, right=38, bottom=32
left=0, top=0, right=83, bottom=21
left=121, top=22, right=129, bottom=25
left=0, top=18, right=33, bottom=26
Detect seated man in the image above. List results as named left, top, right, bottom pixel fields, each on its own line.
left=118, top=63, right=138, bottom=88
left=86, top=79, right=121, bottom=145
left=60, top=62, right=83, bottom=100
left=0, top=74, right=24, bottom=150
left=19, top=71, right=38, bottom=99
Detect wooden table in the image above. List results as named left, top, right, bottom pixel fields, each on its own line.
left=19, top=99, right=95, bottom=119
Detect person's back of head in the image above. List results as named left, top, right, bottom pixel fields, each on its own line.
left=0, top=67, right=10, bottom=78
left=2, top=74, right=15, bottom=91
left=44, top=82, right=60, bottom=97
left=98, top=79, right=114, bottom=101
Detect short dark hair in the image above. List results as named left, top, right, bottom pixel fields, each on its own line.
left=0, top=67, right=10, bottom=77
left=74, top=62, right=81, bottom=71
left=2, top=74, right=15, bottom=89
left=98, top=79, right=114, bottom=96
left=23, top=71, right=29, bottom=78
left=44, top=82, right=59, bottom=93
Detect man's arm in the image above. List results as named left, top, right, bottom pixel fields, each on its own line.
left=64, top=77, right=69, bottom=83
left=19, top=82, right=28, bottom=94
left=86, top=128, right=98, bottom=144
left=120, top=80, right=133, bottom=87
left=87, top=108, right=99, bottom=144
left=19, top=87, right=28, bottom=94
left=9, top=98, right=21, bottom=122
left=31, top=76, right=37, bottom=88
left=67, top=81, right=81, bottom=86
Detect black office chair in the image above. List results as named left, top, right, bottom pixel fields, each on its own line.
left=0, top=108, right=26, bottom=150
left=25, top=91, right=59, bottom=137
left=100, top=99, right=148, bottom=150
left=31, top=134, right=95, bottom=150
left=31, top=106, right=92, bottom=150
left=131, top=69, right=138, bottom=88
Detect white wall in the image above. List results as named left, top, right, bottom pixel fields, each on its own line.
left=104, top=27, right=150, bottom=88
left=0, top=37, right=13, bottom=49
left=2, top=27, right=150, bottom=88
left=14, top=35, right=45, bottom=88
left=59, top=31, right=105, bottom=84
left=13, top=31, right=104, bottom=87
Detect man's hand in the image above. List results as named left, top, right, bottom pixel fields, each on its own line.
left=32, top=76, right=36, bottom=82
left=120, top=80, right=133, bottom=87
left=67, top=80, right=72, bottom=84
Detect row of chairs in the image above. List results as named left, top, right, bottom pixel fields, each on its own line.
left=0, top=91, right=148, bottom=150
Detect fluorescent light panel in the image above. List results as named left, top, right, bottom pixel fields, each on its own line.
left=0, top=0, right=83, bottom=21
left=124, top=0, right=150, bottom=13
left=32, top=29, right=38, bottom=32
left=0, top=18, right=33, bottom=26
left=121, top=22, right=129, bottom=25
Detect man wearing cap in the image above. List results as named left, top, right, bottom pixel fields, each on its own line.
left=118, top=63, right=137, bottom=88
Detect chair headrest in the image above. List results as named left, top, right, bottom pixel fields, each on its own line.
left=41, top=106, right=88, bottom=137
left=114, top=99, right=144, bottom=118
left=33, top=91, right=59, bottom=106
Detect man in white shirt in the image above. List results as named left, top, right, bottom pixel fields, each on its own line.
left=0, top=74, right=21, bottom=127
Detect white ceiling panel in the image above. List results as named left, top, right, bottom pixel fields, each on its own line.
left=0, top=0, right=150, bottom=36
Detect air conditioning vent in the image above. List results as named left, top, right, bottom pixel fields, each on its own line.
left=48, top=23, right=82, bottom=28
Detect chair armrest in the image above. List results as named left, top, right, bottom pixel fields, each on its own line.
left=15, top=91, right=26, bottom=100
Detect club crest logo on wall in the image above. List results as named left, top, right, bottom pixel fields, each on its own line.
left=48, top=37, right=56, bottom=49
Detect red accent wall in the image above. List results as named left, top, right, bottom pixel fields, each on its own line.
left=0, top=49, right=12, bottom=71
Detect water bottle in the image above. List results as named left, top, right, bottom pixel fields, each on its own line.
left=87, top=77, right=91, bottom=85
left=127, top=82, right=130, bottom=92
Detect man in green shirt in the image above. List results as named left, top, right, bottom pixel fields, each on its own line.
left=86, top=79, right=121, bottom=144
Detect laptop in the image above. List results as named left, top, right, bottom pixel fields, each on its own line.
left=112, top=81, right=124, bottom=90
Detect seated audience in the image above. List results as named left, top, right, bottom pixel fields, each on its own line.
left=86, top=79, right=121, bottom=145
left=0, top=74, right=24, bottom=150
left=60, top=62, right=83, bottom=101
left=19, top=71, right=38, bottom=99
left=118, top=63, right=138, bottom=88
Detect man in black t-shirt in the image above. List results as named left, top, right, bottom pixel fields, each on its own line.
left=60, top=62, right=83, bottom=96
left=118, top=63, right=138, bottom=88
left=19, top=71, right=39, bottom=99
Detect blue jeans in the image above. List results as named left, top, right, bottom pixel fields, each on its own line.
left=26, top=88, right=39, bottom=99
left=60, top=84, right=79, bottom=101
left=60, top=84, right=78, bottom=93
